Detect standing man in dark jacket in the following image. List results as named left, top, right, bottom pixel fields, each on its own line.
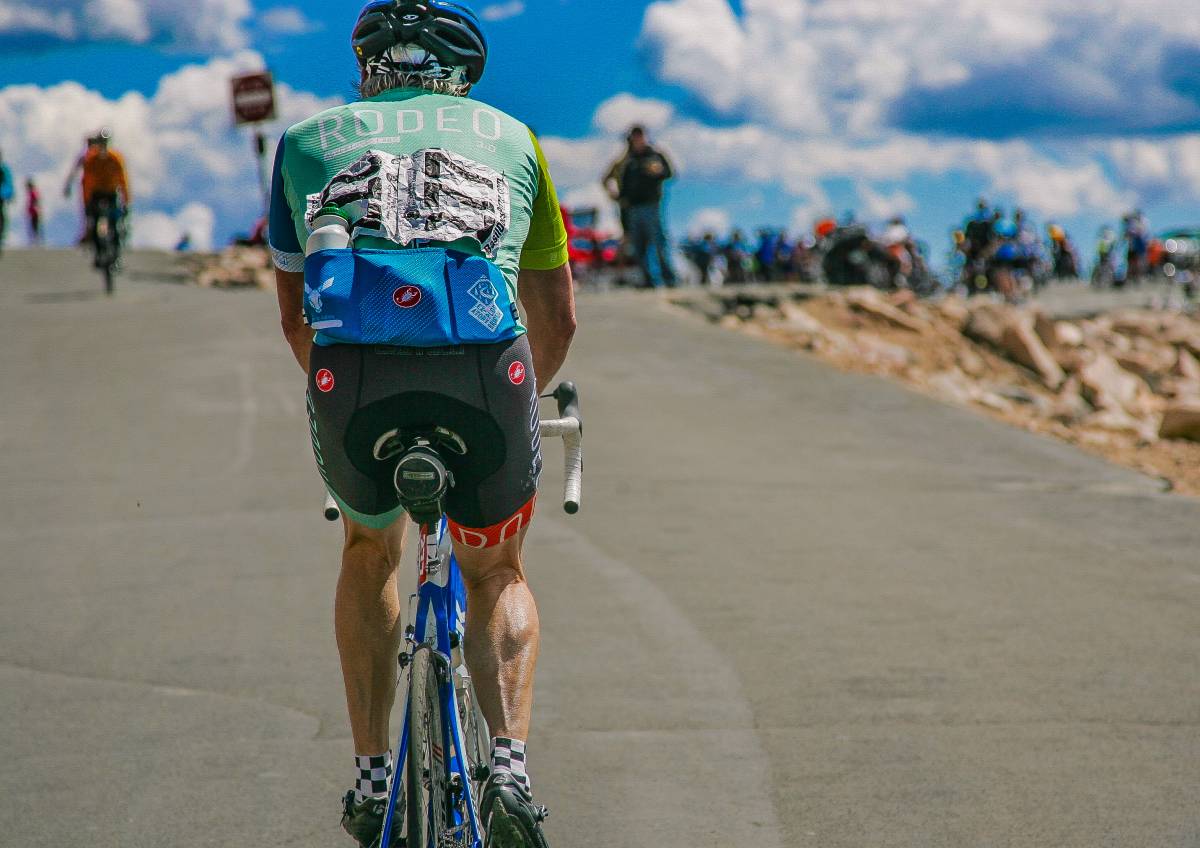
left=608, top=126, right=677, bottom=288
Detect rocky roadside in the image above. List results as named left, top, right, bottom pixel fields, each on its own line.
left=674, top=286, right=1200, bottom=495
left=183, top=245, right=275, bottom=290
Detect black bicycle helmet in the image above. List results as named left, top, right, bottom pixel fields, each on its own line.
left=353, top=0, right=488, bottom=85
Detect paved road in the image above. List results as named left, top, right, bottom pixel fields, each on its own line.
left=1, top=250, right=1196, bottom=847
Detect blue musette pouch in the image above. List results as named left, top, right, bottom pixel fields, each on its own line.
left=303, top=248, right=519, bottom=347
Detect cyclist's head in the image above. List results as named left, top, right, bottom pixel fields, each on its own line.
left=95, top=128, right=112, bottom=152
left=627, top=125, right=647, bottom=152
left=353, top=1, right=487, bottom=99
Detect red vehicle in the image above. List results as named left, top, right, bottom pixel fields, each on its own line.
left=562, top=205, right=620, bottom=280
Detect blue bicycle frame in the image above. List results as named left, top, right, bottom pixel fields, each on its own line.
left=379, top=517, right=486, bottom=848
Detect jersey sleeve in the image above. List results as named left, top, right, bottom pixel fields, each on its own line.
left=268, top=133, right=305, bottom=272
left=113, top=151, right=131, bottom=203
left=519, top=132, right=569, bottom=272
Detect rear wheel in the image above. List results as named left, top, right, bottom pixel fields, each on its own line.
left=94, top=212, right=117, bottom=295
left=407, top=645, right=450, bottom=848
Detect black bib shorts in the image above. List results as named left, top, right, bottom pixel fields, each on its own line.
left=307, top=336, right=542, bottom=546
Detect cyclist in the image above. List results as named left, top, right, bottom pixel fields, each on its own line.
left=68, top=130, right=131, bottom=254
left=0, top=149, right=12, bottom=254
left=268, top=3, right=574, bottom=846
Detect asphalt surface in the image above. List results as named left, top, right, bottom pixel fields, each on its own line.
left=1, top=249, right=1197, bottom=847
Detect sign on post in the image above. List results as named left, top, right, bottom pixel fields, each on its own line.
left=231, top=71, right=277, bottom=126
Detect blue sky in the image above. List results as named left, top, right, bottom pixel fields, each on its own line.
left=0, top=0, right=1198, bottom=260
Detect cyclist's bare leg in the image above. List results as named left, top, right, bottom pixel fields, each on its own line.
left=335, top=517, right=409, bottom=754
left=452, top=528, right=539, bottom=741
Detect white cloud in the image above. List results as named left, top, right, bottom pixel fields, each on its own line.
left=592, top=94, right=675, bottom=136
left=540, top=93, right=1190, bottom=229
left=687, top=207, right=731, bottom=237
left=1104, top=135, right=1200, bottom=201
left=133, top=202, right=216, bottom=251
left=0, top=50, right=340, bottom=249
left=0, top=5, right=76, bottom=39
left=640, top=0, right=1200, bottom=137
left=857, top=183, right=915, bottom=221
left=0, top=0, right=252, bottom=49
left=480, top=1, right=525, bottom=22
left=256, top=6, right=319, bottom=36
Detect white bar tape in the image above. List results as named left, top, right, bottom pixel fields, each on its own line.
left=324, top=492, right=341, bottom=522
left=538, top=417, right=584, bottom=513
left=561, top=430, right=583, bottom=514
left=539, top=417, right=581, bottom=438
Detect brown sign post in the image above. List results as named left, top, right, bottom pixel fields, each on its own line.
left=231, top=71, right=278, bottom=217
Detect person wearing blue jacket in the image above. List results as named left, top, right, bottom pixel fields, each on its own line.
left=0, top=150, right=13, bottom=254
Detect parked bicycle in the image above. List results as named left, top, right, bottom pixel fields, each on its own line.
left=322, top=382, right=584, bottom=848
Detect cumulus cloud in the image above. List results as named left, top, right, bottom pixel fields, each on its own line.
left=256, top=6, right=319, bottom=36
left=857, top=183, right=915, bottom=221
left=133, top=202, right=216, bottom=251
left=640, top=0, right=1200, bottom=138
left=592, top=93, right=676, bottom=136
left=540, top=93, right=1198, bottom=227
left=0, top=0, right=252, bottom=50
left=0, top=50, right=340, bottom=248
left=480, top=1, right=525, bottom=22
left=687, top=207, right=732, bottom=237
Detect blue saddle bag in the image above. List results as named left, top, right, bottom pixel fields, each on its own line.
left=303, top=248, right=519, bottom=346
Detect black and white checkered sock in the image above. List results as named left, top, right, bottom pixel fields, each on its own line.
left=491, top=737, right=529, bottom=789
left=354, top=751, right=393, bottom=801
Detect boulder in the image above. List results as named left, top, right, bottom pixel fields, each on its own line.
left=1174, top=348, right=1200, bottom=382
left=1083, top=408, right=1158, bottom=443
left=1000, top=314, right=1065, bottom=389
left=926, top=369, right=977, bottom=407
left=1079, top=353, right=1145, bottom=412
left=1111, top=310, right=1164, bottom=338
left=1159, top=378, right=1200, bottom=400
left=1033, top=311, right=1061, bottom=348
left=752, top=303, right=781, bottom=322
left=1049, top=378, right=1092, bottom=425
left=774, top=302, right=825, bottom=335
left=988, top=383, right=1047, bottom=410
left=1116, top=346, right=1176, bottom=381
left=1053, top=345, right=1089, bottom=374
left=1163, top=322, right=1200, bottom=358
left=855, top=333, right=914, bottom=371
left=1105, top=331, right=1134, bottom=354
left=963, top=302, right=1011, bottom=348
left=1159, top=401, right=1200, bottom=441
left=956, top=347, right=989, bottom=379
left=1056, top=322, right=1085, bottom=348
left=937, top=296, right=970, bottom=328
left=977, top=392, right=1015, bottom=413
left=845, top=288, right=929, bottom=333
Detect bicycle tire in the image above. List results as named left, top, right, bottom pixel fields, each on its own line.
left=407, top=645, right=451, bottom=848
